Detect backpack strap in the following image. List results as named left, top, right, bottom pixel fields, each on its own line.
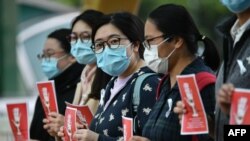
left=195, top=72, right=216, bottom=91
left=192, top=71, right=216, bottom=141
left=133, top=73, right=155, bottom=113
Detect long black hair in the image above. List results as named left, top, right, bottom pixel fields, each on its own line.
left=91, top=12, right=145, bottom=59
left=149, top=4, right=220, bottom=71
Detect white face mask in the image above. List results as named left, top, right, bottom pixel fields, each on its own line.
left=143, top=39, right=176, bottom=74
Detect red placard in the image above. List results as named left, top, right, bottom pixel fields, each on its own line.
left=65, top=102, right=93, bottom=128
left=36, top=80, right=58, bottom=118
left=6, top=103, right=29, bottom=141
left=64, top=107, right=77, bottom=141
left=122, top=116, right=133, bottom=141
left=177, top=74, right=208, bottom=135
left=230, top=88, right=250, bottom=125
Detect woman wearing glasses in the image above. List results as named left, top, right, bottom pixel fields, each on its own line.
left=42, top=10, right=112, bottom=139
left=58, top=12, right=161, bottom=141
left=130, top=4, right=220, bottom=141
left=69, top=9, right=111, bottom=113
left=30, top=28, right=84, bottom=141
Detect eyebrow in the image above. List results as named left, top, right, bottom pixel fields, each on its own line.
left=95, top=34, right=122, bottom=42
left=72, top=31, right=91, bottom=35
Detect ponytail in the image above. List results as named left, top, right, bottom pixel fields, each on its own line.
left=199, top=35, right=220, bottom=71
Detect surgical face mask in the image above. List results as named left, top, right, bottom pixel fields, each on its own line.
left=70, top=39, right=96, bottom=64
left=41, top=55, right=67, bottom=79
left=96, top=44, right=132, bottom=76
left=144, top=39, right=176, bottom=74
left=220, top=0, right=250, bottom=13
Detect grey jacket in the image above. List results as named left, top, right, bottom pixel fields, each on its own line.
left=215, top=16, right=250, bottom=141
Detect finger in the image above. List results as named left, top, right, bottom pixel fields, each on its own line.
left=60, top=126, right=64, bottom=131
left=173, top=106, right=181, bottom=114
left=129, top=136, right=137, bottom=141
left=176, top=101, right=184, bottom=108
left=130, top=136, right=147, bottom=141
left=58, top=130, right=64, bottom=137
left=47, top=128, right=53, bottom=133
left=43, top=118, right=49, bottom=124
left=218, top=89, right=230, bottom=104
left=178, top=114, right=183, bottom=121
left=48, top=116, right=57, bottom=123
left=77, top=123, right=84, bottom=129
left=48, top=112, right=58, bottom=117
left=227, top=83, right=234, bottom=90
left=179, top=115, right=182, bottom=125
left=173, top=103, right=186, bottom=114
left=43, top=124, right=50, bottom=130
left=75, top=129, right=85, bottom=134
left=221, top=84, right=234, bottom=97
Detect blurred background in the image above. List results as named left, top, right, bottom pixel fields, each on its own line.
left=0, top=0, right=231, bottom=140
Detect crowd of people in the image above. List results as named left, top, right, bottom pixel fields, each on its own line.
left=29, top=1, right=250, bottom=141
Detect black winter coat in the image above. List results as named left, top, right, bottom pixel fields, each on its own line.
left=30, top=62, right=84, bottom=141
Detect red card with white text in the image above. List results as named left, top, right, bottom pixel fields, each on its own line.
left=122, top=116, right=133, bottom=141
left=177, top=74, right=208, bottom=135
left=6, top=103, right=29, bottom=141
left=64, top=107, right=77, bottom=141
left=36, top=80, right=58, bottom=118
left=230, top=88, right=250, bottom=125
left=65, top=102, right=93, bottom=128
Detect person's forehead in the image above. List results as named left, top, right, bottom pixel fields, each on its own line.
left=72, top=20, right=92, bottom=34
left=144, top=19, right=163, bottom=38
left=43, top=38, right=63, bottom=51
left=94, top=24, right=124, bottom=40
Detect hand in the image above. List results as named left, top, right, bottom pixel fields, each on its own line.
left=173, top=101, right=186, bottom=124
left=73, top=129, right=99, bottom=141
left=57, top=126, right=65, bottom=141
left=43, top=118, right=55, bottom=136
left=217, top=83, right=234, bottom=114
left=129, top=136, right=150, bottom=141
left=43, top=112, right=64, bottom=137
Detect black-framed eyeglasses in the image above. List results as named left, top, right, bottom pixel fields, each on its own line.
left=91, top=36, right=129, bottom=54
left=37, top=49, right=65, bottom=60
left=143, top=34, right=172, bottom=49
left=67, top=31, right=91, bottom=44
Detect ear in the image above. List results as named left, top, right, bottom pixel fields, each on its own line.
left=68, top=55, right=76, bottom=63
left=131, top=41, right=140, bottom=53
left=173, top=36, right=184, bottom=49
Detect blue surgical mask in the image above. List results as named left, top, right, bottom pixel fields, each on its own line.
left=41, top=55, right=66, bottom=79
left=70, top=39, right=96, bottom=64
left=221, top=0, right=250, bottom=13
left=96, top=44, right=131, bottom=76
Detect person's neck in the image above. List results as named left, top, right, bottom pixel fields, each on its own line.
left=237, top=8, right=250, bottom=26
left=119, top=58, right=144, bottom=79
left=169, top=55, right=195, bottom=88
left=87, top=63, right=96, bottom=69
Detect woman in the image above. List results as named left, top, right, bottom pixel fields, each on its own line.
left=30, top=28, right=84, bottom=141
left=131, top=4, right=220, bottom=141
left=42, top=10, right=112, bottom=138
left=58, top=12, right=161, bottom=141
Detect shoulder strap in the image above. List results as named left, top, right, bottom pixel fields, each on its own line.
left=133, top=73, right=155, bottom=113
left=195, top=72, right=216, bottom=91
left=192, top=72, right=216, bottom=141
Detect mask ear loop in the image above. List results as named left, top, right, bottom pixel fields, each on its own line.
left=57, top=54, right=68, bottom=61
left=162, top=47, right=176, bottom=61
left=126, top=42, right=134, bottom=59
left=57, top=54, right=72, bottom=71
left=127, top=42, right=142, bottom=68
